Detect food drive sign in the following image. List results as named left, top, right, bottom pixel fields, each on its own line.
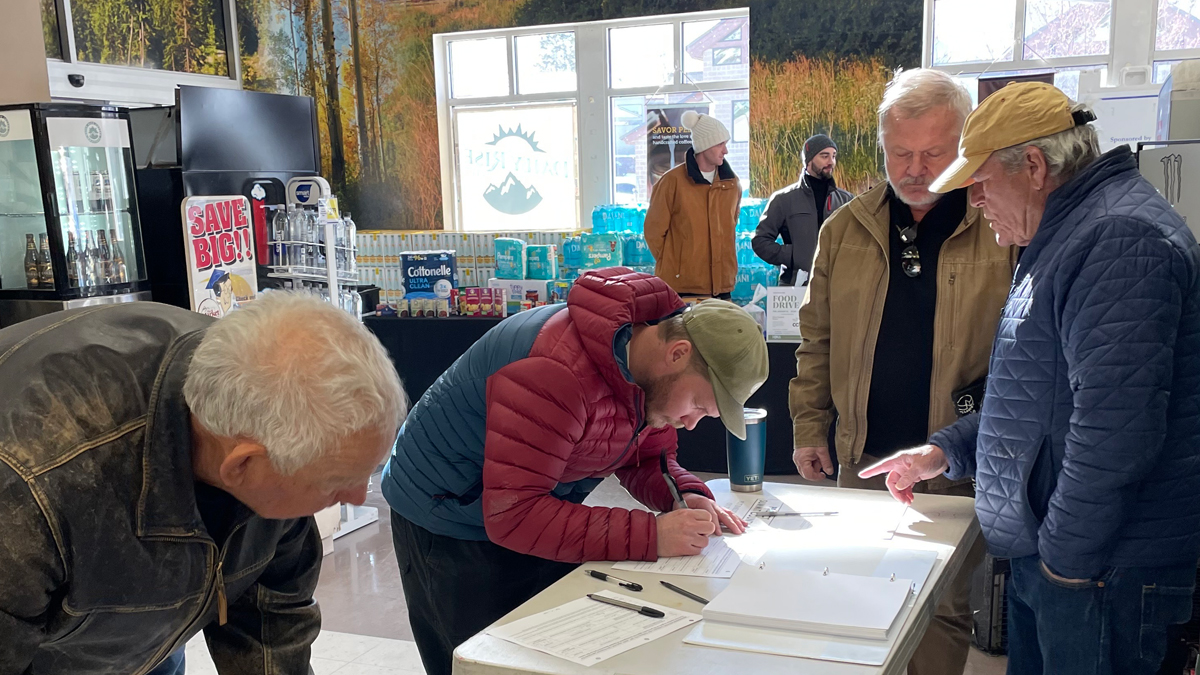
left=180, top=196, right=259, bottom=318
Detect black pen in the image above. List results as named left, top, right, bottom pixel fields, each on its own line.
left=584, top=569, right=643, bottom=591
left=660, top=580, right=709, bottom=604
left=660, top=450, right=688, bottom=511
left=587, top=593, right=665, bottom=618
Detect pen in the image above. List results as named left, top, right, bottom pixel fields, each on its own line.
left=660, top=450, right=688, bottom=511
left=584, top=569, right=643, bottom=591
left=660, top=580, right=709, bottom=604
left=587, top=593, right=665, bottom=618
left=764, top=511, right=840, bottom=517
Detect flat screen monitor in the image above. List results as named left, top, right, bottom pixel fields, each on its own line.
left=178, top=86, right=320, bottom=174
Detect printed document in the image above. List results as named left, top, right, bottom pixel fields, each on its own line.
left=487, top=590, right=701, bottom=666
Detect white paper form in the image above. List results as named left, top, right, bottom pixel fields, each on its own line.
left=613, top=535, right=742, bottom=577
left=487, top=590, right=701, bottom=666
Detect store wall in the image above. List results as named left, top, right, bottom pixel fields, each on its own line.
left=234, top=0, right=922, bottom=229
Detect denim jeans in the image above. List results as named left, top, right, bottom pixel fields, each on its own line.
left=145, top=648, right=185, bottom=675
left=1006, top=555, right=1196, bottom=675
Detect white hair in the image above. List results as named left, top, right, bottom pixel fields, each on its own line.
left=184, top=291, right=407, bottom=475
left=993, top=102, right=1101, bottom=183
left=877, top=69, right=973, bottom=144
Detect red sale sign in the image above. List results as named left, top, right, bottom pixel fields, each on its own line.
left=180, top=195, right=259, bottom=317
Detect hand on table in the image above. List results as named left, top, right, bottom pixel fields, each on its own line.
left=793, top=446, right=833, bottom=481
left=682, top=493, right=747, bottom=535
left=857, top=445, right=949, bottom=505
left=656, top=508, right=714, bottom=557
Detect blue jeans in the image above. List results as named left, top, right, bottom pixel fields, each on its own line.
left=1006, top=555, right=1196, bottom=675
left=146, top=648, right=185, bottom=675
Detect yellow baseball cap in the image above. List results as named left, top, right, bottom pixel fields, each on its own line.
left=930, top=82, right=1083, bottom=194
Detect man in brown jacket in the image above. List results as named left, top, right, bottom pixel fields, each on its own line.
left=790, top=69, right=1017, bottom=674
left=644, top=110, right=741, bottom=298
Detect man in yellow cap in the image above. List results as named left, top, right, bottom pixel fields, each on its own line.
left=861, top=82, right=1200, bottom=674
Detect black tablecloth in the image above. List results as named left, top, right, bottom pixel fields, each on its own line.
left=365, top=316, right=805, bottom=475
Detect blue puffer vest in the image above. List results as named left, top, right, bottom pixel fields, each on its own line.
left=932, top=146, right=1200, bottom=579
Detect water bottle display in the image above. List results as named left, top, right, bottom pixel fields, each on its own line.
left=266, top=185, right=361, bottom=321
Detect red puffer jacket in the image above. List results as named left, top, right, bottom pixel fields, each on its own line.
left=482, top=268, right=715, bottom=562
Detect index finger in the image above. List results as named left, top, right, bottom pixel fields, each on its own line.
left=857, top=457, right=900, bottom=479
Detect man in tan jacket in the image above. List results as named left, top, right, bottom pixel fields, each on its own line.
left=644, top=110, right=741, bottom=298
left=790, top=69, right=1017, bottom=674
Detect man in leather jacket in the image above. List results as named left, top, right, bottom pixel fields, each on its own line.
left=0, top=292, right=406, bottom=675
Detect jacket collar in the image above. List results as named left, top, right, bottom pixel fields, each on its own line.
left=849, top=181, right=984, bottom=251
left=686, top=147, right=736, bottom=185
left=1023, top=146, right=1137, bottom=263
left=137, top=329, right=209, bottom=538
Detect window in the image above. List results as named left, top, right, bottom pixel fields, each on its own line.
left=609, top=25, right=674, bottom=89
left=69, top=0, right=229, bottom=75
left=733, top=100, right=749, bottom=143
left=1156, top=60, right=1180, bottom=83
left=1023, top=0, right=1111, bottom=60
left=1157, top=0, right=1200, bottom=51
left=434, top=9, right=749, bottom=231
left=515, top=32, right=577, bottom=95
left=682, top=19, right=750, bottom=83
left=610, top=91, right=749, bottom=204
left=41, top=0, right=61, bottom=60
left=450, top=38, right=510, bottom=99
left=932, top=0, right=1017, bottom=66
left=713, top=47, right=743, bottom=66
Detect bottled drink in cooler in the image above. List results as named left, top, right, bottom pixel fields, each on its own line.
left=82, top=231, right=99, bottom=289
left=109, top=229, right=127, bottom=283
left=37, top=234, right=54, bottom=289
left=24, top=234, right=39, bottom=289
left=343, top=212, right=357, bottom=276
left=271, top=207, right=287, bottom=267
left=66, top=231, right=81, bottom=288
left=96, top=230, right=113, bottom=284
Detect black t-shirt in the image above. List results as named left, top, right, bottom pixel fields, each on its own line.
left=195, top=481, right=245, bottom=545
left=861, top=187, right=968, bottom=459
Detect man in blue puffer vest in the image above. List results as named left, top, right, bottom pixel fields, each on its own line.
left=860, top=82, right=1200, bottom=674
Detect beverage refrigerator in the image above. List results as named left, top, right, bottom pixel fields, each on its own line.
left=0, top=103, right=150, bottom=327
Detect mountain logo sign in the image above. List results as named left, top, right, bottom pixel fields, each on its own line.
left=483, top=125, right=545, bottom=215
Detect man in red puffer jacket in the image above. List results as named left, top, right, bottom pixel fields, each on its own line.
left=382, top=267, right=768, bottom=675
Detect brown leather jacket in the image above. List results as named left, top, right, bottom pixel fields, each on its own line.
left=789, top=182, right=1017, bottom=477
left=644, top=149, right=741, bottom=296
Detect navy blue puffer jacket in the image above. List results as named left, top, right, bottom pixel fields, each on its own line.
left=932, top=146, right=1200, bottom=580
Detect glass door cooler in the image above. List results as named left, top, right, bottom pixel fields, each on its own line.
left=0, top=103, right=150, bottom=327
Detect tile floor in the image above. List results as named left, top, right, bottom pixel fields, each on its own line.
left=185, top=471, right=1007, bottom=674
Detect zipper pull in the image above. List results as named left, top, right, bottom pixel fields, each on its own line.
left=217, top=561, right=228, bottom=626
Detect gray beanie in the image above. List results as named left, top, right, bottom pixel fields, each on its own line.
left=803, top=134, right=837, bottom=162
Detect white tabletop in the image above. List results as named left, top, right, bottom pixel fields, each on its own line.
left=453, top=479, right=980, bottom=675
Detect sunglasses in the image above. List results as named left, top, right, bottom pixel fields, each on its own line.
left=898, top=225, right=921, bottom=278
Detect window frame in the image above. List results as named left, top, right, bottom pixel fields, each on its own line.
left=1152, top=0, right=1200, bottom=65
left=43, top=0, right=241, bottom=106
left=433, top=7, right=750, bottom=232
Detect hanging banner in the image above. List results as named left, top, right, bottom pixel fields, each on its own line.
left=180, top=195, right=259, bottom=318
left=646, top=104, right=710, bottom=197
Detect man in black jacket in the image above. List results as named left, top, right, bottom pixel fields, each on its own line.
left=753, top=134, right=854, bottom=285
left=0, top=292, right=406, bottom=675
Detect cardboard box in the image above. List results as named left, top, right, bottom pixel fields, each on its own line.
left=488, top=278, right=548, bottom=303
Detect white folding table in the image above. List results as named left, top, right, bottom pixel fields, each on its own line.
left=453, top=479, right=979, bottom=675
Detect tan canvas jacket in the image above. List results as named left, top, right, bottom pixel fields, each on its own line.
left=789, top=182, right=1018, bottom=479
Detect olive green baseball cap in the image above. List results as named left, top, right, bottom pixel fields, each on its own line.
left=681, top=299, right=769, bottom=440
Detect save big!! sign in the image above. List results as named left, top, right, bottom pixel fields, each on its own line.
left=180, top=195, right=259, bottom=317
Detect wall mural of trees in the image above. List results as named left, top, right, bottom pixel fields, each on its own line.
left=227, top=0, right=921, bottom=229
left=70, top=0, right=230, bottom=74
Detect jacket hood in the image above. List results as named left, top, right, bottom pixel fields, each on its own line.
left=567, top=268, right=686, bottom=394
